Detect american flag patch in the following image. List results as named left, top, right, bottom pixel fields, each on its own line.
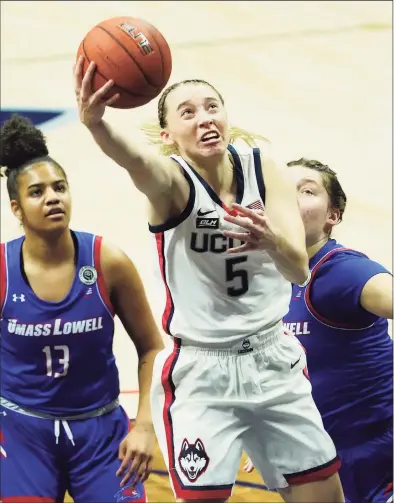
left=246, top=200, right=264, bottom=210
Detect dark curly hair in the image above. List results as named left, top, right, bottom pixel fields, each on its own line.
left=0, top=114, right=66, bottom=201
left=287, top=157, right=347, bottom=235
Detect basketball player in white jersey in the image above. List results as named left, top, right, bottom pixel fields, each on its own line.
left=74, top=57, right=345, bottom=503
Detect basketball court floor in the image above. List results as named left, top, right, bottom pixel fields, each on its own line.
left=1, top=1, right=392, bottom=501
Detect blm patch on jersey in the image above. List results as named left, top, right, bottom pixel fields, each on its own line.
left=196, top=217, right=219, bottom=229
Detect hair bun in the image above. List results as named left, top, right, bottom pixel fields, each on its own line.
left=0, top=114, right=48, bottom=174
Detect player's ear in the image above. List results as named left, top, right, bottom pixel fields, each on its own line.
left=160, top=129, right=175, bottom=146
left=10, top=200, right=23, bottom=223
left=327, top=207, right=340, bottom=227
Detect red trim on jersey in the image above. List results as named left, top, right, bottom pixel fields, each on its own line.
left=93, top=236, right=115, bottom=316
left=161, top=339, right=232, bottom=500
left=305, top=247, right=370, bottom=329
left=0, top=243, right=7, bottom=314
left=384, top=481, right=393, bottom=497
left=222, top=203, right=238, bottom=216
left=161, top=338, right=180, bottom=495
left=0, top=428, right=6, bottom=458
left=284, top=455, right=341, bottom=485
left=155, top=233, right=174, bottom=334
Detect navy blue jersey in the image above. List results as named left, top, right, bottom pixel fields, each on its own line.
left=283, top=239, right=393, bottom=447
left=0, top=231, right=119, bottom=415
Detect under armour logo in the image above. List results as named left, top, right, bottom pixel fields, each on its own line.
left=12, top=294, right=26, bottom=302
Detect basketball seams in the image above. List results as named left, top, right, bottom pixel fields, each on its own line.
left=97, top=25, right=161, bottom=90
left=81, top=40, right=154, bottom=103
left=145, top=25, right=165, bottom=84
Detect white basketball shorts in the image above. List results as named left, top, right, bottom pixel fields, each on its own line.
left=150, top=322, right=340, bottom=501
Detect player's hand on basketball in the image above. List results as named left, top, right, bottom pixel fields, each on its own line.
left=243, top=457, right=255, bottom=473
left=116, top=421, right=155, bottom=488
left=223, top=203, right=279, bottom=254
left=74, top=56, right=120, bottom=128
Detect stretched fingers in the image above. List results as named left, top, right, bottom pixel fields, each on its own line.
left=80, top=60, right=97, bottom=102
left=231, top=203, right=265, bottom=221
left=73, top=55, right=85, bottom=95
left=223, top=230, right=259, bottom=243
left=227, top=243, right=252, bottom=254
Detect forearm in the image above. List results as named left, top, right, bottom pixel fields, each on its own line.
left=88, top=119, right=146, bottom=173
left=87, top=120, right=172, bottom=196
left=135, top=348, right=162, bottom=426
left=268, top=236, right=309, bottom=286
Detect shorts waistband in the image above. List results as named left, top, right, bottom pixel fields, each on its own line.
left=174, top=322, right=284, bottom=356
left=0, top=397, right=119, bottom=420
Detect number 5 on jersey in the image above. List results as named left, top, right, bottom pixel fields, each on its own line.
left=226, top=257, right=249, bottom=296
left=42, top=345, right=70, bottom=378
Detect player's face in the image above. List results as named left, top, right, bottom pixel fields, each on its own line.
left=289, top=166, right=339, bottom=246
left=161, top=83, right=230, bottom=161
left=11, top=162, right=71, bottom=235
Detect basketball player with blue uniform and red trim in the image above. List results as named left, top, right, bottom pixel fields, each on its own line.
left=244, top=158, right=393, bottom=503
left=0, top=115, right=163, bottom=502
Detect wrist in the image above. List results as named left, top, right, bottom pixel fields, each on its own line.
left=266, top=231, right=284, bottom=255
left=86, top=119, right=103, bottom=133
left=134, top=418, right=154, bottom=430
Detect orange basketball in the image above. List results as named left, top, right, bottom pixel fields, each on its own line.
left=77, top=17, right=172, bottom=109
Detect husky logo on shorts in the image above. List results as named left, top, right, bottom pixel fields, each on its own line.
left=178, top=438, right=209, bottom=482
left=79, top=266, right=98, bottom=285
left=238, top=338, right=253, bottom=354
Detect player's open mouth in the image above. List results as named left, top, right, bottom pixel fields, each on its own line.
left=46, top=208, right=65, bottom=219
left=200, top=132, right=220, bottom=144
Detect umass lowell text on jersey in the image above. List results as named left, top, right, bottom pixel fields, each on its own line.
left=0, top=231, right=119, bottom=415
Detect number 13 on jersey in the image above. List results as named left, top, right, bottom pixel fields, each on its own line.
left=42, top=345, right=70, bottom=378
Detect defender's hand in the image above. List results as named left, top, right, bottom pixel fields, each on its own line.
left=116, top=422, right=155, bottom=487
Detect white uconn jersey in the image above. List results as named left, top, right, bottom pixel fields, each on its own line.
left=149, top=145, right=291, bottom=346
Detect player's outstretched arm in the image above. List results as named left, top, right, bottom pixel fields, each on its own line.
left=260, top=152, right=309, bottom=285
left=100, top=239, right=165, bottom=485
left=74, top=57, right=187, bottom=204
left=100, top=239, right=164, bottom=423
left=233, top=151, right=309, bottom=285
left=360, top=273, right=393, bottom=319
left=223, top=150, right=309, bottom=285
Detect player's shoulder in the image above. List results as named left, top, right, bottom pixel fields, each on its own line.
left=72, top=229, right=95, bottom=242
left=97, top=237, right=134, bottom=275
left=228, top=143, right=264, bottom=176
left=324, top=246, right=369, bottom=264
left=229, top=141, right=266, bottom=160
left=1, top=235, right=24, bottom=250
left=314, top=244, right=370, bottom=277
left=314, top=242, right=389, bottom=281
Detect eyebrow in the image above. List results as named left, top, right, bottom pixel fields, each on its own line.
left=298, top=178, right=319, bottom=186
left=27, top=179, right=67, bottom=189
left=176, top=96, right=220, bottom=112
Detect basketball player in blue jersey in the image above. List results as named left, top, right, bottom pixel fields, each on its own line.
left=0, top=115, right=165, bottom=502
left=74, top=57, right=345, bottom=503
left=241, top=158, right=393, bottom=503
